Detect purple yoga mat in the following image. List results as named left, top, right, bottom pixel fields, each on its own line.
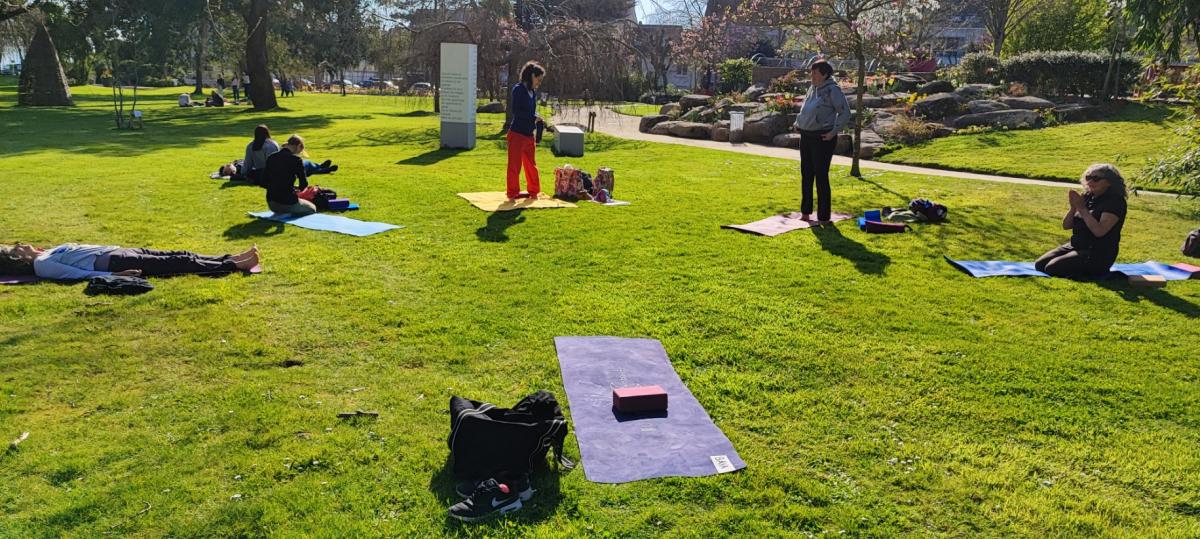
left=0, top=275, right=39, bottom=285
left=554, top=336, right=747, bottom=483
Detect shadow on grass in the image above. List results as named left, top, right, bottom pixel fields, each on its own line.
left=428, top=458, right=562, bottom=531
left=1096, top=281, right=1200, bottom=317
left=812, top=225, right=890, bottom=274
left=853, top=172, right=911, bottom=203
left=223, top=218, right=286, bottom=239
left=398, top=148, right=469, bottom=166
left=476, top=210, right=525, bottom=243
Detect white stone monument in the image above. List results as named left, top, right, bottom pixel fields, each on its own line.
left=439, top=43, right=477, bottom=149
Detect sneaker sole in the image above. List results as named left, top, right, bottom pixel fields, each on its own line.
left=450, top=498, right=523, bottom=523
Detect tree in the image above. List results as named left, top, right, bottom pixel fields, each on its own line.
left=1127, top=0, right=1200, bottom=61
left=634, top=24, right=679, bottom=90
left=978, top=0, right=1043, bottom=55
left=1002, top=0, right=1107, bottom=55
left=737, top=0, right=938, bottom=176
left=674, top=12, right=753, bottom=90
left=3, top=1, right=74, bottom=106
left=240, top=0, right=277, bottom=109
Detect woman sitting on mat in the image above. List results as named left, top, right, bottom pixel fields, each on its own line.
left=1034, top=163, right=1128, bottom=279
left=506, top=61, right=546, bottom=201
left=0, top=243, right=260, bottom=281
left=243, top=124, right=281, bottom=184
left=263, top=134, right=316, bottom=216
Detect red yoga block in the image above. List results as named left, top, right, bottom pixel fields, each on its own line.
left=613, top=385, right=668, bottom=413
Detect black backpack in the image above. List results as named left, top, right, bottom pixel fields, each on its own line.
left=84, top=275, right=154, bottom=296
left=1184, top=228, right=1200, bottom=258
left=448, top=390, right=573, bottom=480
left=311, top=187, right=338, bottom=210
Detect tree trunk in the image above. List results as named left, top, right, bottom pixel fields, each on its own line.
left=18, top=22, right=73, bottom=106
left=851, top=44, right=865, bottom=177
left=243, top=0, right=277, bottom=110
left=341, top=68, right=346, bottom=96
left=194, top=16, right=207, bottom=95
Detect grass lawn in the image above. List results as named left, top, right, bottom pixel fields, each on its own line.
left=877, top=103, right=1188, bottom=189
left=3, top=79, right=1200, bottom=537
left=610, top=103, right=663, bottom=117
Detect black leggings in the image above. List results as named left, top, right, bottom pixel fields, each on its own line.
left=800, top=131, right=837, bottom=221
left=1034, top=243, right=1112, bottom=279
left=106, top=248, right=238, bottom=277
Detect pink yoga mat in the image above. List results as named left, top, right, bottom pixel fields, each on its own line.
left=723, top=212, right=853, bottom=237
left=1172, top=263, right=1200, bottom=277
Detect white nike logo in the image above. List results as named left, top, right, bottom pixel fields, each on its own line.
left=491, top=497, right=510, bottom=508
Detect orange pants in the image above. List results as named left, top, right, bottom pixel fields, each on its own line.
left=506, top=131, right=541, bottom=198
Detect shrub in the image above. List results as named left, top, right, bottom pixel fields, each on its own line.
left=1000, top=50, right=1141, bottom=97
left=718, top=58, right=755, bottom=93
left=958, top=52, right=1002, bottom=84
left=769, top=70, right=808, bottom=94
left=1140, top=67, right=1200, bottom=194
left=885, top=114, right=935, bottom=145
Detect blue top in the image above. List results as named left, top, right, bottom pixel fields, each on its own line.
left=509, top=83, right=538, bottom=136
left=33, top=243, right=119, bottom=280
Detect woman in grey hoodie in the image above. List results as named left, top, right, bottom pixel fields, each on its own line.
left=792, top=60, right=849, bottom=223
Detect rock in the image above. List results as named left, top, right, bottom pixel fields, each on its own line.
left=955, top=84, right=999, bottom=98
left=743, top=111, right=792, bottom=144
left=917, top=80, right=955, bottom=95
left=668, top=121, right=713, bottom=139
left=1053, top=104, right=1101, bottom=122
left=953, top=109, right=1044, bottom=129
left=714, top=98, right=734, bottom=111
left=728, top=102, right=764, bottom=115
left=967, top=100, right=1009, bottom=114
left=930, top=125, right=956, bottom=138
left=659, top=102, right=680, bottom=116
left=697, top=107, right=718, bottom=123
left=758, top=92, right=783, bottom=103
left=639, top=114, right=670, bottom=133
left=712, top=127, right=730, bottom=142
left=878, top=92, right=910, bottom=106
left=871, top=112, right=898, bottom=136
left=649, top=120, right=681, bottom=135
left=913, top=92, right=966, bottom=119
left=773, top=133, right=803, bottom=148
left=679, top=94, right=714, bottom=111
left=639, top=92, right=675, bottom=105
left=476, top=101, right=505, bottom=113
left=891, top=74, right=924, bottom=92
left=835, top=129, right=885, bottom=158
left=859, top=95, right=886, bottom=108
left=744, top=84, right=767, bottom=101
left=998, top=96, right=1054, bottom=110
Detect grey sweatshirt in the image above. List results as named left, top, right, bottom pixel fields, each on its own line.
left=794, top=79, right=850, bottom=135
left=244, top=139, right=281, bottom=172
left=33, top=244, right=120, bottom=280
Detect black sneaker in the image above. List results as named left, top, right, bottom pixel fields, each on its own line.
left=448, top=478, right=524, bottom=522
left=454, top=475, right=534, bottom=501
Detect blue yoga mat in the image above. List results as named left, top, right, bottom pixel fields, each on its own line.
left=947, top=257, right=1194, bottom=280
left=554, top=336, right=746, bottom=484
left=248, top=211, right=401, bottom=237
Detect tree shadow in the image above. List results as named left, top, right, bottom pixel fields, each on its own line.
left=1096, top=280, right=1200, bottom=318
left=428, top=457, right=563, bottom=531
left=475, top=210, right=526, bottom=243
left=397, top=147, right=469, bottom=166
left=853, top=172, right=911, bottom=203
left=812, top=224, right=890, bottom=275
left=223, top=218, right=286, bottom=239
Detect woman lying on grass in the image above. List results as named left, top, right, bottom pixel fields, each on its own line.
left=1034, top=163, right=1127, bottom=279
left=0, top=243, right=260, bottom=281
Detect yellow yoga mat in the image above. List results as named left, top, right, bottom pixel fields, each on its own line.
left=457, top=192, right=577, bottom=212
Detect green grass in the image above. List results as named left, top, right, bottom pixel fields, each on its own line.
left=610, top=103, right=664, bottom=117
left=877, top=103, right=1187, bottom=188
left=3, top=79, right=1200, bottom=537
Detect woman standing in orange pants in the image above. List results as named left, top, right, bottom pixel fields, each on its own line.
left=506, top=61, right=546, bottom=201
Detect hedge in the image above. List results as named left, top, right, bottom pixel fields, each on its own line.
left=1001, top=50, right=1141, bottom=97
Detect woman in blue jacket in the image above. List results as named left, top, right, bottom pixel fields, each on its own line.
left=792, top=60, right=850, bottom=223
left=506, top=61, right=546, bottom=201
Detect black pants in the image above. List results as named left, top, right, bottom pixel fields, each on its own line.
left=1034, top=243, right=1111, bottom=278
left=800, top=131, right=837, bottom=221
left=106, top=248, right=237, bottom=277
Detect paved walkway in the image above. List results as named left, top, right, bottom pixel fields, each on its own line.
left=552, top=105, right=1175, bottom=196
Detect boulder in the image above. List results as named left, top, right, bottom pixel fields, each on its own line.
left=928, top=124, right=956, bottom=138
left=967, top=100, right=1010, bottom=114
left=917, top=80, right=955, bottom=95
left=871, top=111, right=898, bottom=136
left=712, top=127, right=730, bottom=142
left=744, top=84, right=767, bottom=102
left=668, top=121, right=713, bottom=139
left=955, top=84, right=1000, bottom=98
left=476, top=101, right=505, bottom=113
left=758, top=92, right=783, bottom=103
left=913, top=92, right=965, bottom=119
left=998, top=96, right=1054, bottom=110
left=639, top=114, right=671, bottom=133
left=773, top=133, right=803, bottom=148
left=649, top=120, right=681, bottom=136
left=679, top=94, right=714, bottom=111
left=859, top=95, right=886, bottom=108
left=728, top=102, right=764, bottom=115
left=1053, top=103, right=1101, bottom=122
left=953, top=109, right=1043, bottom=130
left=659, top=102, right=680, bottom=116
left=714, top=98, right=734, bottom=111
left=878, top=92, right=910, bottom=106
left=697, top=107, right=718, bottom=123
left=890, top=74, right=925, bottom=92
left=743, top=111, right=792, bottom=144
left=835, top=129, right=885, bottom=158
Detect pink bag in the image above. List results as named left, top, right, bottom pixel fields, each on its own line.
left=554, top=167, right=584, bottom=199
